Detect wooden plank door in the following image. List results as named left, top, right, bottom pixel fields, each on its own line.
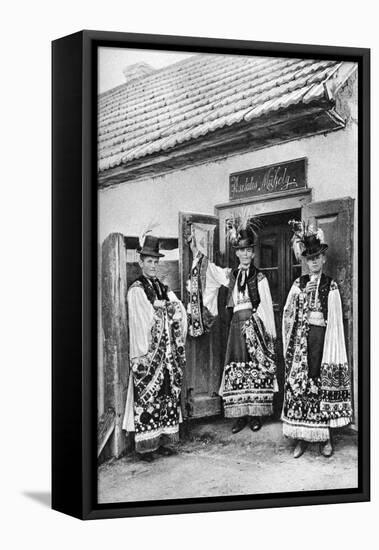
left=179, top=212, right=222, bottom=418
left=254, top=214, right=299, bottom=416
left=101, top=233, right=129, bottom=458
left=302, top=198, right=355, bottom=417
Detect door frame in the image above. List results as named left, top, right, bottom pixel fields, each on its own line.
left=215, top=188, right=312, bottom=258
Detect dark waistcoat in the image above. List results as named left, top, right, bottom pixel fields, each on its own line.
left=226, top=264, right=261, bottom=313
left=299, top=273, right=332, bottom=321
left=136, top=275, right=169, bottom=305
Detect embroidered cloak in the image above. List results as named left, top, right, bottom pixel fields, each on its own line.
left=187, top=252, right=278, bottom=418
left=281, top=275, right=352, bottom=442
left=122, top=277, right=187, bottom=453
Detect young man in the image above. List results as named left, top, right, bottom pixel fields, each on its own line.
left=281, top=223, right=352, bottom=458
left=122, top=234, right=187, bottom=462
left=188, top=217, right=277, bottom=434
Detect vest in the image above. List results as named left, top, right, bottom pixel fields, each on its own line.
left=136, top=275, right=169, bottom=305
left=226, top=264, right=261, bottom=312
left=299, top=273, right=332, bottom=321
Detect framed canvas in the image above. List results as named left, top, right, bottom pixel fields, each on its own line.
left=52, top=30, right=370, bottom=520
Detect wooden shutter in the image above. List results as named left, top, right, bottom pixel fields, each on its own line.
left=179, top=212, right=222, bottom=418
left=302, top=197, right=355, bottom=415
left=100, top=233, right=129, bottom=458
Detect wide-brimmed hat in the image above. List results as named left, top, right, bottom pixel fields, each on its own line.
left=232, top=228, right=256, bottom=249
left=137, top=235, right=164, bottom=258
left=289, top=220, right=329, bottom=260
left=301, top=234, right=328, bottom=258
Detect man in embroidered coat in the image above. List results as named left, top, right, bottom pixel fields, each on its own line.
left=122, top=235, right=187, bottom=462
left=281, top=224, right=352, bottom=458
left=188, top=222, right=277, bottom=434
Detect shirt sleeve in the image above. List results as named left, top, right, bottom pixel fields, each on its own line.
left=256, top=276, right=276, bottom=338
left=202, top=261, right=231, bottom=317
left=127, top=286, right=154, bottom=359
left=322, top=285, right=348, bottom=364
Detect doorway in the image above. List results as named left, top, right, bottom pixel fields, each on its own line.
left=226, top=209, right=301, bottom=416
left=255, top=210, right=301, bottom=415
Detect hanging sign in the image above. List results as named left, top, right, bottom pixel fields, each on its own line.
left=229, top=158, right=307, bottom=200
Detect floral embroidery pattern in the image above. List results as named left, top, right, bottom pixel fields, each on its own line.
left=133, top=301, right=186, bottom=451
left=282, top=281, right=352, bottom=433
left=223, top=314, right=277, bottom=417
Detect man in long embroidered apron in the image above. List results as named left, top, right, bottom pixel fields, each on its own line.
left=188, top=216, right=277, bottom=434
left=281, top=222, right=352, bottom=458
left=122, top=235, right=187, bottom=462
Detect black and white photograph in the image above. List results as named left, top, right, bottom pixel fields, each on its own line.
left=96, top=44, right=361, bottom=505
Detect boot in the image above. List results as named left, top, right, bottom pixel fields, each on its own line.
left=320, top=439, right=334, bottom=457
left=231, top=417, right=248, bottom=434
left=293, top=440, right=308, bottom=458
left=137, top=452, right=155, bottom=462
left=156, top=446, right=177, bottom=456
left=249, top=416, right=262, bottom=432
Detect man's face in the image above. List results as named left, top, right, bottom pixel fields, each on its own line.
left=306, top=253, right=326, bottom=274
left=235, top=247, right=255, bottom=267
left=140, top=255, right=159, bottom=278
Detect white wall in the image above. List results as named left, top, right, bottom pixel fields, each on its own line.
left=99, top=117, right=359, bottom=416
left=99, top=123, right=357, bottom=242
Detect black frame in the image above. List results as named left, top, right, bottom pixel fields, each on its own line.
left=52, top=30, right=370, bottom=520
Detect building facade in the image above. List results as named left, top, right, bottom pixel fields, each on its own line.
left=97, top=53, right=358, bottom=457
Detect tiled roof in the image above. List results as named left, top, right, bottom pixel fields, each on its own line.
left=98, top=55, right=342, bottom=173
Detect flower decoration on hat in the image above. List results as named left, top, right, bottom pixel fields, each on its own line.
left=226, top=207, right=261, bottom=249
left=288, top=219, right=328, bottom=261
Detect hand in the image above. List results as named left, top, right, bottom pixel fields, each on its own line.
left=187, top=234, right=198, bottom=256
left=306, top=280, right=318, bottom=293
left=154, top=300, right=166, bottom=309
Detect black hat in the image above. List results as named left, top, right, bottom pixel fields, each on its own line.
left=137, top=235, right=165, bottom=258
left=233, top=228, right=256, bottom=249
left=301, top=234, right=328, bottom=258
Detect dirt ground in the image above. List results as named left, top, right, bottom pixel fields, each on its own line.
left=97, top=418, right=358, bottom=504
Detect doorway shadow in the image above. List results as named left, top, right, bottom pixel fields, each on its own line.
left=22, top=491, right=51, bottom=508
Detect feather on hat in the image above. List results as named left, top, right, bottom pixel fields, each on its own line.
left=226, top=207, right=261, bottom=248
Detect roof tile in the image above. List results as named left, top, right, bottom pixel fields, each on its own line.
left=98, top=54, right=342, bottom=173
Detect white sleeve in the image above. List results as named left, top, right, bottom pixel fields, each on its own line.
left=203, top=262, right=231, bottom=317
left=167, top=290, right=188, bottom=342
left=322, top=287, right=348, bottom=364
left=256, top=276, right=276, bottom=338
left=127, top=286, right=154, bottom=359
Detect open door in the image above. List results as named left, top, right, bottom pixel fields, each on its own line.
left=100, top=233, right=129, bottom=459
left=179, top=212, right=222, bottom=418
left=302, top=197, right=355, bottom=417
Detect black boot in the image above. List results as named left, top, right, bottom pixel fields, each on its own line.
left=137, top=452, right=155, bottom=462
left=231, top=417, right=248, bottom=434
left=156, top=446, right=177, bottom=456
left=249, top=416, right=262, bottom=432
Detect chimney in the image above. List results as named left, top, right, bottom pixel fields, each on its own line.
left=122, top=62, right=155, bottom=84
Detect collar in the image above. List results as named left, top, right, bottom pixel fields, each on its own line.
left=233, top=262, right=256, bottom=278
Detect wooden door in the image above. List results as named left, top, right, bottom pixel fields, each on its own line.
left=179, top=212, right=222, bottom=418
left=100, top=233, right=129, bottom=458
left=254, top=211, right=301, bottom=415
left=302, top=198, right=355, bottom=415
